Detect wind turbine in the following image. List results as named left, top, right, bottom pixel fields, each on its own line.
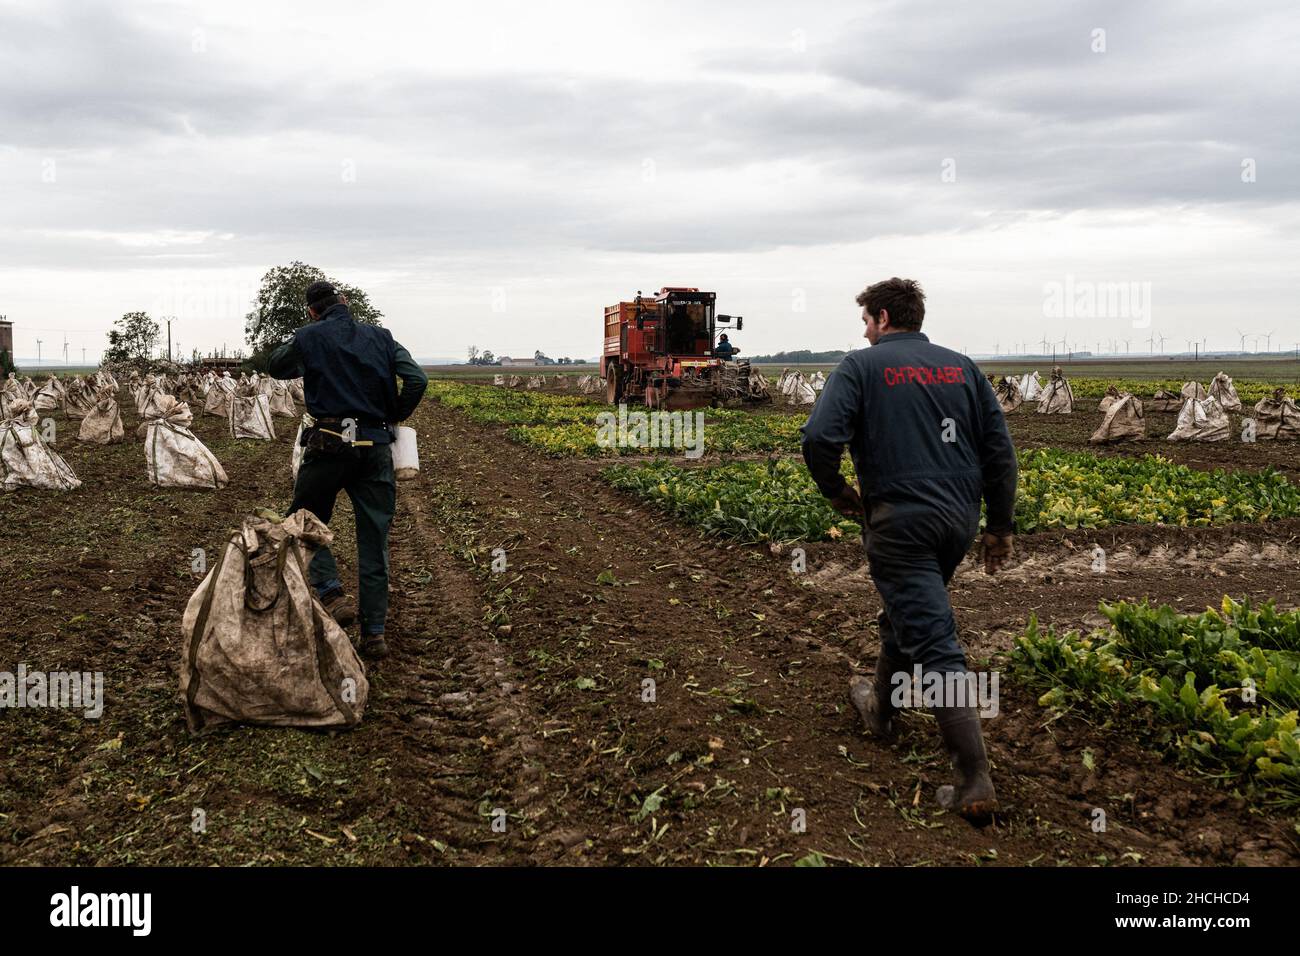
left=1264, top=330, right=1275, bottom=353
left=1157, top=332, right=1167, bottom=354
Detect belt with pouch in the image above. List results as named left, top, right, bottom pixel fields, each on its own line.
left=302, top=415, right=382, bottom=451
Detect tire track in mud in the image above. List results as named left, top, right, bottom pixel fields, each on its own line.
left=413, top=399, right=1300, bottom=866
left=384, top=467, right=560, bottom=862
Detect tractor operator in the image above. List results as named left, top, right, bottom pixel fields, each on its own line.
left=799, top=277, right=1017, bottom=824
left=713, top=333, right=740, bottom=359
left=269, top=280, right=429, bottom=660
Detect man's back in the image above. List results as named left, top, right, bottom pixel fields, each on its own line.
left=291, top=304, right=397, bottom=427
left=802, top=330, right=1016, bottom=527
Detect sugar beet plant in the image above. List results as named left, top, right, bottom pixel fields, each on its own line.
left=431, top=380, right=805, bottom=456
left=1016, top=449, right=1300, bottom=530
left=1014, top=598, right=1300, bottom=810
left=603, top=458, right=861, bottom=543
left=602, top=450, right=1300, bottom=544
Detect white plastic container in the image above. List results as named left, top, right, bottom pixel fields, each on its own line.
left=393, top=425, right=420, bottom=480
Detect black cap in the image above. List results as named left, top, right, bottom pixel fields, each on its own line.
left=305, top=280, right=336, bottom=309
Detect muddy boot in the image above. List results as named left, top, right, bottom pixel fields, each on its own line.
left=320, top=588, right=357, bottom=628
left=359, top=634, right=389, bottom=660
left=933, top=704, right=998, bottom=824
left=849, top=649, right=906, bottom=740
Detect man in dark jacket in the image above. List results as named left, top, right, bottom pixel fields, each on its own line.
left=269, top=280, right=428, bottom=659
left=712, top=333, right=740, bottom=359
left=800, top=277, right=1016, bottom=823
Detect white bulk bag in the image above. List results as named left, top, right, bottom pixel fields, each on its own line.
left=1, top=401, right=81, bottom=492
left=230, top=392, right=276, bottom=440
left=141, top=397, right=228, bottom=489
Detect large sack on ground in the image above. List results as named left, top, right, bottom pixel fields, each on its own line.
left=78, top=390, right=125, bottom=444
left=1168, top=396, right=1229, bottom=442
left=203, top=377, right=234, bottom=418
left=1208, top=372, right=1242, bottom=412
left=140, top=397, right=228, bottom=489
left=1254, top=388, right=1300, bottom=440
left=994, top=376, right=1023, bottom=413
left=288, top=377, right=304, bottom=403
left=1180, top=380, right=1207, bottom=402
left=179, top=509, right=369, bottom=733
left=139, top=387, right=173, bottom=420
left=259, top=376, right=297, bottom=417
left=1090, top=393, right=1145, bottom=444
left=291, top=412, right=315, bottom=479
left=1036, top=368, right=1074, bottom=414
left=230, top=391, right=276, bottom=440
left=1097, top=385, right=1123, bottom=412
left=493, top=374, right=505, bottom=386
left=1, top=401, right=81, bottom=492
left=1150, top=388, right=1182, bottom=412
left=32, top=376, right=65, bottom=413
left=809, top=371, right=827, bottom=393
left=62, top=379, right=96, bottom=419
left=777, top=369, right=817, bottom=405
left=526, top=375, right=544, bottom=389
left=507, top=375, right=522, bottom=388
left=1019, top=371, right=1043, bottom=401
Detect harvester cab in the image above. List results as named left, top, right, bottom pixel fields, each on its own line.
left=602, top=287, right=764, bottom=410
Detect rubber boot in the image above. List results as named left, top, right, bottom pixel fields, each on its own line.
left=933, top=704, right=998, bottom=824
left=849, top=648, right=906, bottom=741
left=320, top=588, right=357, bottom=628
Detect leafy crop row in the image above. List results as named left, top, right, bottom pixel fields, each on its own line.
left=1065, top=378, right=1296, bottom=404
left=430, top=381, right=805, bottom=456
left=602, top=458, right=860, bottom=542
left=1016, top=449, right=1300, bottom=531
left=603, top=450, right=1300, bottom=543
left=1013, top=598, right=1300, bottom=808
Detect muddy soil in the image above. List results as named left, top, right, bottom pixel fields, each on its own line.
left=0, top=393, right=1296, bottom=866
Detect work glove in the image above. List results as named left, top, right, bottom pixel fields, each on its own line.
left=980, top=531, right=1014, bottom=574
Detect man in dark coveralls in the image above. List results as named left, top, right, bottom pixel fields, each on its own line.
left=800, top=277, right=1016, bottom=823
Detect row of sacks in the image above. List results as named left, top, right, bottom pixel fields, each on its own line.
left=775, top=369, right=826, bottom=406
left=0, top=394, right=229, bottom=492
left=200, top=373, right=300, bottom=420
left=491, top=373, right=549, bottom=389
left=993, top=368, right=1075, bottom=414
left=1167, top=388, right=1300, bottom=442
left=1085, top=386, right=1300, bottom=444
left=1150, top=373, right=1242, bottom=412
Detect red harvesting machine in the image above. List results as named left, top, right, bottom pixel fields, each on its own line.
left=600, top=287, right=767, bottom=410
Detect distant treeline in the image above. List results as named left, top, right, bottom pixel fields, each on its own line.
left=749, top=349, right=848, bottom=364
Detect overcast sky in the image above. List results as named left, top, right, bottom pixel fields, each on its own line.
left=2, top=0, right=1297, bottom=364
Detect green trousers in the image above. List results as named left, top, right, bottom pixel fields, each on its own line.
left=290, top=443, right=396, bottom=635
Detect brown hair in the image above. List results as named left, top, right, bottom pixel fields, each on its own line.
left=856, top=277, right=925, bottom=330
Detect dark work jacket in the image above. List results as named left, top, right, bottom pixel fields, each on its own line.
left=800, top=331, right=1018, bottom=533
left=268, top=304, right=428, bottom=444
